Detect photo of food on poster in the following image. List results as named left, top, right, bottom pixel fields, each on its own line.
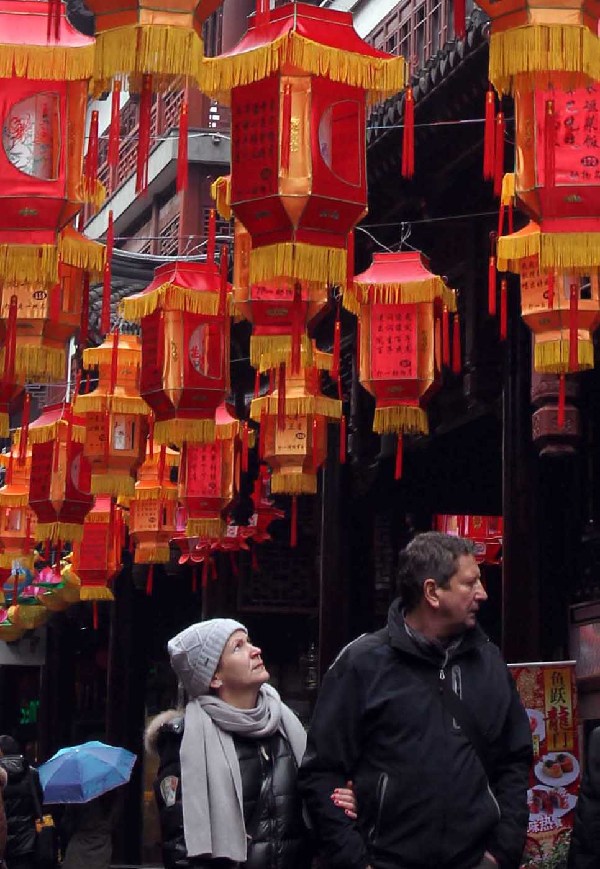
left=508, top=662, right=579, bottom=862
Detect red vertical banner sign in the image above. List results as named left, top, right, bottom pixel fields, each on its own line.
left=509, top=662, right=579, bottom=863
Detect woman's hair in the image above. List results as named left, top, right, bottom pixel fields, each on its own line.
left=0, top=735, right=20, bottom=756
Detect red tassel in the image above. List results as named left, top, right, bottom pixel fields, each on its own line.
left=569, top=283, right=579, bottom=371
left=110, top=328, right=119, bottom=393
left=493, top=112, right=505, bottom=197
left=290, top=495, right=298, bottom=548
left=395, top=434, right=403, bottom=480
left=146, top=564, right=154, bottom=596
left=557, top=374, right=566, bottom=429
left=101, top=210, right=114, bottom=336
left=259, top=410, right=266, bottom=459
left=6, top=450, right=13, bottom=485
left=24, top=512, right=31, bottom=552
left=331, top=300, right=341, bottom=381
left=291, top=282, right=303, bottom=375
left=158, top=444, right=166, bottom=484
left=135, top=74, right=153, bottom=194
left=54, top=540, right=62, bottom=575
left=148, top=412, right=155, bottom=458
left=108, top=81, right=121, bottom=169
left=176, top=99, right=189, bottom=193
left=454, top=0, right=466, bottom=39
left=254, top=369, right=260, bottom=398
left=281, top=82, right=292, bottom=172
left=483, top=87, right=496, bottom=181
left=488, top=233, right=497, bottom=316
left=545, top=99, right=556, bottom=189
left=508, top=199, right=514, bottom=235
left=92, top=601, right=99, bottom=631
left=500, top=278, right=508, bottom=341
left=207, top=209, right=216, bottom=264
left=80, top=271, right=90, bottom=347
left=85, top=110, right=99, bottom=186
left=452, top=314, right=461, bottom=375
left=219, top=244, right=228, bottom=314
left=242, top=421, right=249, bottom=473
left=340, top=413, right=347, bottom=464
left=401, top=87, right=415, bottom=178
left=18, top=393, right=30, bottom=465
left=442, top=306, right=450, bottom=367
left=3, top=295, right=17, bottom=381
left=312, top=418, right=319, bottom=473
left=277, top=363, right=286, bottom=431
left=547, top=270, right=555, bottom=310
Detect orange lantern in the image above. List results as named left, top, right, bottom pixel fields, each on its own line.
left=27, top=402, right=93, bottom=544
left=71, top=495, right=122, bottom=605
left=120, top=258, right=230, bottom=446
left=351, top=251, right=456, bottom=477
left=0, top=0, right=105, bottom=288
left=129, top=443, right=178, bottom=565
left=0, top=442, right=36, bottom=572
left=203, top=2, right=405, bottom=288
left=74, top=332, right=150, bottom=497
left=178, top=403, right=242, bottom=538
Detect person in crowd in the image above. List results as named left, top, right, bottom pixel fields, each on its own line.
left=567, top=725, right=600, bottom=868
left=146, top=618, right=356, bottom=868
left=60, top=787, right=123, bottom=869
left=0, top=736, right=43, bottom=869
left=298, top=531, right=533, bottom=869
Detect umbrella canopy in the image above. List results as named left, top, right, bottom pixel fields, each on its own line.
left=39, top=741, right=136, bottom=804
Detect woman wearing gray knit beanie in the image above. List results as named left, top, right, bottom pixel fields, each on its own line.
left=146, top=618, right=356, bottom=869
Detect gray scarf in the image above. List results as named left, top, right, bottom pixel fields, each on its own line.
left=180, top=683, right=307, bottom=862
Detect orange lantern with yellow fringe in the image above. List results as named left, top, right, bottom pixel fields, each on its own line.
left=71, top=495, right=122, bottom=612
left=0, top=441, right=36, bottom=574
left=27, top=402, right=93, bottom=544
left=203, top=2, right=405, bottom=289
left=120, top=254, right=230, bottom=447
left=129, top=443, right=178, bottom=565
left=74, top=332, right=150, bottom=497
left=349, top=251, right=456, bottom=478
left=0, top=0, right=105, bottom=290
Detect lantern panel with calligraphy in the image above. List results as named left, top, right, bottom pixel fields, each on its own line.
left=71, top=496, right=122, bottom=602
left=130, top=444, right=178, bottom=564
left=120, top=261, right=230, bottom=446
left=0, top=445, right=36, bottom=572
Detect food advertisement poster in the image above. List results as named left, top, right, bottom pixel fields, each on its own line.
left=508, top=662, right=579, bottom=862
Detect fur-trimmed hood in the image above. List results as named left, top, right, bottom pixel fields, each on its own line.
left=145, top=709, right=183, bottom=756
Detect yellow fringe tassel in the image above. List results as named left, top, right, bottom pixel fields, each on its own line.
left=0, top=492, right=29, bottom=507
left=0, top=346, right=65, bottom=383
left=35, top=522, right=84, bottom=543
left=501, top=173, right=515, bottom=205
left=91, top=474, right=135, bottom=498
left=344, top=283, right=456, bottom=311
left=215, top=420, right=241, bottom=440
left=154, top=417, right=216, bottom=446
left=489, top=25, right=600, bottom=95
left=0, top=414, right=8, bottom=439
left=7, top=605, right=47, bottom=630
left=73, top=394, right=150, bottom=415
left=251, top=334, right=312, bottom=371
left=202, top=30, right=406, bottom=102
left=342, top=287, right=361, bottom=316
left=85, top=510, right=111, bottom=523
left=373, top=405, right=429, bottom=435
left=0, top=43, right=95, bottom=80
left=77, top=177, right=108, bottom=211
left=134, top=546, right=172, bottom=564
left=15, top=421, right=85, bottom=446
left=211, top=176, right=232, bottom=220
left=499, top=231, right=600, bottom=272
left=58, top=231, right=106, bottom=278
left=120, top=283, right=220, bottom=322
left=271, top=471, right=317, bottom=495
left=249, top=243, right=346, bottom=287
left=534, top=338, right=594, bottom=374
left=134, top=486, right=178, bottom=501
left=250, top=394, right=341, bottom=421
left=185, top=517, right=224, bottom=538
left=79, top=586, right=115, bottom=602
left=0, top=244, right=58, bottom=286
left=82, top=344, right=141, bottom=368
left=93, top=25, right=204, bottom=92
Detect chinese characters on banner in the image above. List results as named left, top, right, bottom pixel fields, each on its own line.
left=369, top=304, right=418, bottom=381
left=538, top=85, right=600, bottom=185
left=509, top=662, right=579, bottom=863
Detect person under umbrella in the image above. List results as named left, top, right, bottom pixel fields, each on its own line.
left=60, top=789, right=123, bottom=869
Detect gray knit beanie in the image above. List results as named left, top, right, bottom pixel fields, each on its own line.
left=168, top=618, right=247, bottom=699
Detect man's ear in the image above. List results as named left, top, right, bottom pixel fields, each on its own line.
left=423, top=578, right=440, bottom=609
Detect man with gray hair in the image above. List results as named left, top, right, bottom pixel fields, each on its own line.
left=299, top=531, right=532, bottom=869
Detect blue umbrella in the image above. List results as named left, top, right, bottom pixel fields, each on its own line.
left=38, top=741, right=136, bottom=804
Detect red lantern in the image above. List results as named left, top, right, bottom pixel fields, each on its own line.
left=0, top=0, right=105, bottom=288
left=203, top=2, right=405, bottom=287
left=433, top=515, right=503, bottom=564
left=27, top=402, right=93, bottom=543
left=71, top=495, right=121, bottom=603
left=120, top=259, right=230, bottom=446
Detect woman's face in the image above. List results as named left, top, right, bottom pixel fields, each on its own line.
left=212, top=629, right=270, bottom=694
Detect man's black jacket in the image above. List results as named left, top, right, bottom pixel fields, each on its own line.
left=298, top=601, right=532, bottom=869
left=567, top=726, right=600, bottom=869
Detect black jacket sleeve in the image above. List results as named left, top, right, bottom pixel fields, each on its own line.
left=298, top=647, right=370, bottom=869
left=485, top=669, right=533, bottom=869
left=567, top=727, right=600, bottom=869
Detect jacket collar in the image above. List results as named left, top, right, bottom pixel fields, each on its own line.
left=386, top=598, right=488, bottom=665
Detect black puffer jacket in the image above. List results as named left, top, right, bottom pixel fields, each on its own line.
left=567, top=726, right=600, bottom=869
left=146, top=712, right=311, bottom=869
left=299, top=601, right=532, bottom=869
left=0, top=755, right=42, bottom=859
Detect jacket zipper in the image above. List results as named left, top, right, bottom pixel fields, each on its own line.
left=435, top=650, right=449, bottom=866
left=370, top=772, right=389, bottom=847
